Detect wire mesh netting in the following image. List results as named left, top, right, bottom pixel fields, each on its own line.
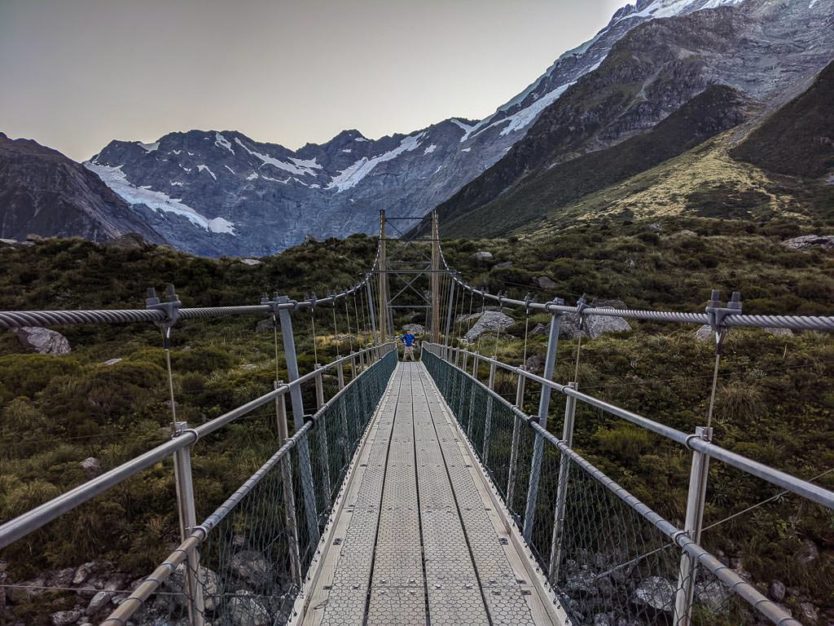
left=422, top=348, right=778, bottom=626
left=109, top=349, right=396, bottom=626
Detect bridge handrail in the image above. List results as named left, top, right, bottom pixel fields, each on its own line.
left=101, top=348, right=396, bottom=625
left=0, top=266, right=377, bottom=330
left=440, top=249, right=834, bottom=331
left=421, top=347, right=800, bottom=626
left=424, top=344, right=834, bottom=511
left=0, top=342, right=396, bottom=550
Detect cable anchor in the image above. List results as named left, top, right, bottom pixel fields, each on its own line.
left=705, top=289, right=741, bottom=354
left=146, top=284, right=181, bottom=348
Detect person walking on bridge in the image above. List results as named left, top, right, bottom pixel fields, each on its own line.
left=401, top=328, right=417, bottom=361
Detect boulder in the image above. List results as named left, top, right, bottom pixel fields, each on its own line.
left=402, top=323, right=425, bottom=335
left=52, top=568, right=76, bottom=587
left=51, top=610, right=81, bottom=626
left=781, top=234, right=834, bottom=251
left=230, top=550, right=272, bottom=588
left=694, top=325, right=713, bottom=342
left=632, top=576, right=675, bottom=612
left=86, top=591, right=112, bottom=615
left=80, top=457, right=101, bottom=478
left=535, top=276, right=557, bottom=290
left=73, top=562, right=97, bottom=585
left=240, top=258, right=263, bottom=266
left=494, top=261, right=513, bottom=270
left=799, top=602, right=819, bottom=623
left=798, top=539, right=819, bottom=565
left=525, top=355, right=545, bottom=375
left=561, top=300, right=631, bottom=339
left=228, top=590, right=270, bottom=626
left=169, top=564, right=219, bottom=612
left=530, top=323, right=548, bottom=336
left=769, top=580, right=786, bottom=602
left=472, top=251, right=493, bottom=262
left=255, top=318, right=273, bottom=333
left=463, top=311, right=514, bottom=343
left=15, top=327, right=71, bottom=355
left=695, top=579, right=731, bottom=613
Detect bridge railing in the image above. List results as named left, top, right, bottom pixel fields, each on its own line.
left=100, top=346, right=397, bottom=626
left=422, top=343, right=830, bottom=626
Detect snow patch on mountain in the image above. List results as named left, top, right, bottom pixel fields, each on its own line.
left=197, top=164, right=217, bottom=180
left=138, top=141, right=159, bottom=152
left=215, top=132, right=235, bottom=154
left=234, top=138, right=320, bottom=176
left=615, top=0, right=744, bottom=22
left=85, top=162, right=236, bottom=234
left=424, top=144, right=437, bottom=155
left=327, top=133, right=425, bottom=192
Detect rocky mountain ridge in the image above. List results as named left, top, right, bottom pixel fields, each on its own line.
left=79, top=0, right=753, bottom=256
left=425, top=0, right=834, bottom=237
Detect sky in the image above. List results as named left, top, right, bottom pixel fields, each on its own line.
left=0, top=0, right=625, bottom=161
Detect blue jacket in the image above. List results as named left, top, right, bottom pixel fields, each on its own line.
left=402, top=332, right=415, bottom=347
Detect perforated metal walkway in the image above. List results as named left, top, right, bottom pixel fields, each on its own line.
left=297, top=362, right=565, bottom=625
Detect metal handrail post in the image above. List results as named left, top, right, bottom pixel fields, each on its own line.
left=172, top=422, right=205, bottom=626
left=276, top=296, right=319, bottom=545
left=444, top=276, right=456, bottom=348
left=674, top=426, right=712, bottom=625
left=523, top=306, right=563, bottom=541
left=482, top=361, right=497, bottom=462
left=337, top=361, right=345, bottom=390
left=548, top=382, right=577, bottom=582
left=506, top=365, right=527, bottom=507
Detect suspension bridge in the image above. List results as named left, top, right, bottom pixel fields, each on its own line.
left=0, top=211, right=833, bottom=626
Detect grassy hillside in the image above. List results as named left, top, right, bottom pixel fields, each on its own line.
left=439, top=85, right=750, bottom=237
left=0, top=225, right=832, bottom=623
left=732, top=60, right=834, bottom=179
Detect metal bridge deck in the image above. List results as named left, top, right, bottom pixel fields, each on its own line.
left=298, top=362, right=563, bottom=626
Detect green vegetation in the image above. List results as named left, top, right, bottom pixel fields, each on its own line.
left=0, top=214, right=832, bottom=622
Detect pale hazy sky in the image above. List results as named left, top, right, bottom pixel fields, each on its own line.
left=0, top=0, right=624, bottom=161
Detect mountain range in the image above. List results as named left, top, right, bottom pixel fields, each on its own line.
left=1, top=0, right=833, bottom=256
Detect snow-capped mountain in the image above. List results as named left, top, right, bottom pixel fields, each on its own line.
left=85, top=0, right=757, bottom=256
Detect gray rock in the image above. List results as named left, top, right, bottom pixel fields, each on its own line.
left=798, top=539, right=819, bottom=565
left=255, top=318, right=273, bottom=333
left=673, top=229, right=698, bottom=238
left=764, top=327, right=793, bottom=337
left=695, top=579, right=731, bottom=613
left=15, top=327, right=71, bottom=355
left=169, top=564, right=219, bottom=612
left=561, top=301, right=631, bottom=339
left=798, top=601, right=818, bottom=623
left=472, top=251, right=494, bottom=262
left=230, top=550, right=272, bottom=588
left=494, top=261, right=513, bottom=270
left=240, top=258, right=263, bottom=266
left=463, top=311, right=514, bottom=343
left=86, top=591, right=112, bottom=615
left=769, top=580, right=786, bottom=602
left=80, top=457, right=101, bottom=478
left=530, top=322, right=548, bottom=336
left=525, top=354, right=545, bottom=375
left=648, top=222, right=663, bottom=232
left=102, top=358, right=122, bottom=366
left=52, top=568, right=76, bottom=587
left=535, top=276, right=557, bottom=290
left=632, top=576, right=675, bottom=612
left=228, top=590, right=270, bottom=626
left=51, top=610, right=81, bottom=626
left=402, top=323, right=425, bottom=335
left=73, top=562, right=97, bottom=585
left=694, top=325, right=713, bottom=342
left=781, top=234, right=834, bottom=251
